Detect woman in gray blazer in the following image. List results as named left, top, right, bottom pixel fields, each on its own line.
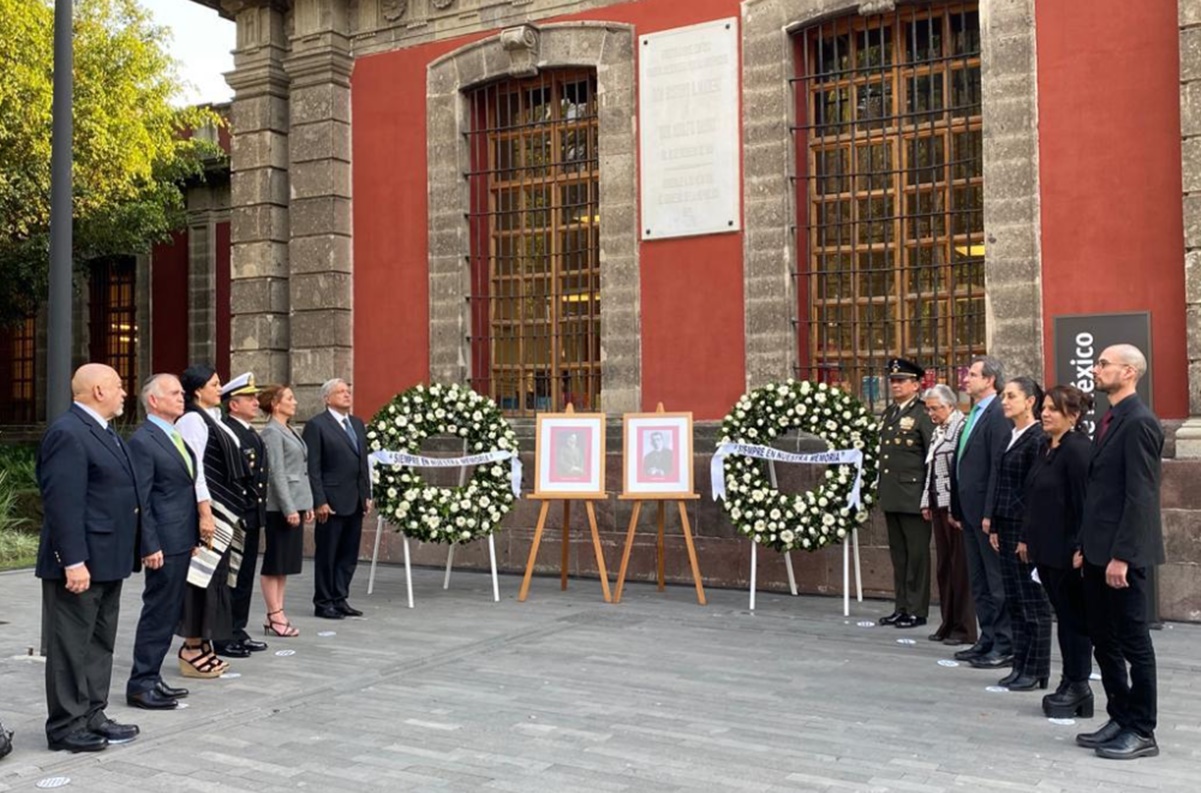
left=258, top=385, right=314, bottom=637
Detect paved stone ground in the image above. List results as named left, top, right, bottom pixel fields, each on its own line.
left=0, top=561, right=1198, bottom=792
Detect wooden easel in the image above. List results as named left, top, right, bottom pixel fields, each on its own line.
left=613, top=405, right=705, bottom=604
left=517, top=405, right=612, bottom=602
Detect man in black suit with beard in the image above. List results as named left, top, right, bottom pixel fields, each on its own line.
left=304, top=378, right=373, bottom=619
left=1074, top=344, right=1165, bottom=760
left=214, top=372, right=271, bottom=658
left=949, top=355, right=1014, bottom=669
left=36, top=364, right=142, bottom=752
left=125, top=374, right=199, bottom=710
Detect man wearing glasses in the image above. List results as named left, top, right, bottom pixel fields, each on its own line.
left=1074, top=345, right=1164, bottom=760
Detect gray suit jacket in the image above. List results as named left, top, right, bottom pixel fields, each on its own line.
left=261, top=420, right=314, bottom=516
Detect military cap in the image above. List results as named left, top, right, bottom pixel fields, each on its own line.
left=220, top=372, right=260, bottom=400
left=886, top=358, right=925, bottom=380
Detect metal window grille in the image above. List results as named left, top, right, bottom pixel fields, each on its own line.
left=0, top=315, right=36, bottom=423
left=466, top=71, right=601, bottom=416
left=790, top=2, right=984, bottom=409
left=89, top=257, right=138, bottom=420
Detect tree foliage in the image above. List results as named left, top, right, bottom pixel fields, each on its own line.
left=0, top=0, right=223, bottom=326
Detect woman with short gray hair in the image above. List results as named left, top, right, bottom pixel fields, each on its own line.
left=920, top=385, right=977, bottom=646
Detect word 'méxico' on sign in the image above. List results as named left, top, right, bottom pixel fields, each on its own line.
left=1052, top=312, right=1153, bottom=437
left=638, top=18, right=740, bottom=240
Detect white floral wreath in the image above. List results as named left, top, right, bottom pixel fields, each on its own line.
left=367, top=383, right=519, bottom=544
left=718, top=380, right=880, bottom=552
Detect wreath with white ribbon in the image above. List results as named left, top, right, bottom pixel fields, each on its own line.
left=713, top=380, right=880, bottom=552
left=367, top=383, right=521, bottom=544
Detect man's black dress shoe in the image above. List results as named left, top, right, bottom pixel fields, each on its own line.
left=1076, top=719, right=1123, bottom=748
left=213, top=641, right=252, bottom=659
left=241, top=638, right=269, bottom=652
left=878, top=611, right=904, bottom=626
left=314, top=606, right=345, bottom=619
left=48, top=730, right=108, bottom=753
left=337, top=602, right=364, bottom=617
left=127, top=689, right=180, bottom=710
left=89, top=717, right=139, bottom=744
left=953, top=642, right=988, bottom=661
left=968, top=651, right=1013, bottom=669
left=1005, top=675, right=1048, bottom=691
left=1095, top=729, right=1159, bottom=760
left=156, top=681, right=189, bottom=699
left=895, top=615, right=927, bottom=629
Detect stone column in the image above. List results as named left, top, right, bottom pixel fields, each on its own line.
left=285, top=0, right=355, bottom=416
left=224, top=0, right=292, bottom=387
left=1178, top=0, right=1201, bottom=456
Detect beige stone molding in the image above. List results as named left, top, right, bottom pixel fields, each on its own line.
left=426, top=21, right=641, bottom=413
left=1177, top=0, right=1201, bottom=453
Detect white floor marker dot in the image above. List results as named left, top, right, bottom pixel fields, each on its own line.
left=938, top=659, right=959, bottom=667
left=275, top=649, right=296, bottom=657
left=985, top=686, right=1010, bottom=694
left=1048, top=718, right=1076, bottom=726
left=857, top=621, right=876, bottom=628
left=175, top=702, right=190, bottom=709
left=221, top=672, right=242, bottom=679
left=896, top=638, right=917, bottom=646
left=36, top=778, right=70, bottom=789
left=317, top=631, right=336, bottom=637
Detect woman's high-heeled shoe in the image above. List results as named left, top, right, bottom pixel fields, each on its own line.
left=178, top=644, right=226, bottom=679
left=1005, top=675, right=1049, bottom=692
left=998, top=669, right=1022, bottom=687
left=264, top=609, right=299, bottom=638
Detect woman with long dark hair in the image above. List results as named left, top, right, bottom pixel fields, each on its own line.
left=1026, top=385, right=1095, bottom=718
left=983, top=376, right=1051, bottom=690
left=175, top=365, right=250, bottom=678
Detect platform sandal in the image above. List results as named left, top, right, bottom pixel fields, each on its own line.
left=178, top=643, right=227, bottom=679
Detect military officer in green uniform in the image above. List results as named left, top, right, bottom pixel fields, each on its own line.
left=878, top=358, right=935, bottom=629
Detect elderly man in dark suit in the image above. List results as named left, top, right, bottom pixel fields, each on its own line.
left=214, top=372, right=271, bottom=658
left=36, top=363, right=142, bottom=752
left=1074, top=344, right=1165, bottom=760
left=304, top=378, right=373, bottom=619
left=878, top=358, right=935, bottom=629
left=949, top=355, right=1014, bottom=669
left=125, top=374, right=198, bottom=710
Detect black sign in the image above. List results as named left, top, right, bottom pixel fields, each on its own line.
left=1052, top=312, right=1152, bottom=438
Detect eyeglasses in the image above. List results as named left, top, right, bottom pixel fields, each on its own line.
left=1095, top=359, right=1130, bottom=370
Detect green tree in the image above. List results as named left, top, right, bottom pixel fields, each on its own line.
left=0, top=0, right=223, bottom=326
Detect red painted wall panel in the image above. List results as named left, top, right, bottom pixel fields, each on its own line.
left=215, top=221, right=231, bottom=379
left=150, top=230, right=190, bottom=376
left=1037, top=0, right=1187, bottom=417
left=351, top=0, right=746, bottom=419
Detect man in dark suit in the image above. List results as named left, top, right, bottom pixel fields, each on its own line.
left=36, top=364, right=141, bottom=752
left=1074, top=344, right=1164, bottom=760
left=214, top=372, right=270, bottom=658
left=878, top=358, right=935, bottom=629
left=304, top=378, right=373, bottom=619
left=949, top=355, right=1014, bottom=668
left=125, top=374, right=197, bottom=710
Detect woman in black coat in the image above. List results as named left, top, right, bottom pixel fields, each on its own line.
left=985, top=376, right=1051, bottom=690
left=1024, top=385, right=1094, bottom=718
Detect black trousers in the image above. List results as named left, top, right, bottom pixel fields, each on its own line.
left=127, top=551, right=190, bottom=696
left=962, top=519, right=1011, bottom=655
left=228, top=519, right=262, bottom=640
left=1037, top=563, right=1092, bottom=683
left=1084, top=562, right=1158, bottom=736
left=995, top=518, right=1051, bottom=678
left=42, top=578, right=123, bottom=741
left=313, top=509, right=363, bottom=609
left=885, top=511, right=931, bottom=617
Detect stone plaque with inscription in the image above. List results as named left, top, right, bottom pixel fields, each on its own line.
left=638, top=18, right=741, bottom=240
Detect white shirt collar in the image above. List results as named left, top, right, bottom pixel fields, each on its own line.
left=894, top=396, right=917, bottom=412
left=230, top=415, right=253, bottom=430
left=73, top=401, right=107, bottom=429
left=1007, top=421, right=1037, bottom=451
left=327, top=407, right=350, bottom=423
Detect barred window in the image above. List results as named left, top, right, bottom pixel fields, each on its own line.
left=89, top=257, right=137, bottom=420
left=792, top=2, right=984, bottom=407
left=467, top=71, right=601, bottom=415
left=0, top=315, right=36, bottom=423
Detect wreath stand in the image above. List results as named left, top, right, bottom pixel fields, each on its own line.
left=366, top=442, right=501, bottom=607
left=745, top=460, right=863, bottom=615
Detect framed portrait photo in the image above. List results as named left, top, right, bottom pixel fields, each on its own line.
left=534, top=412, right=606, bottom=498
left=622, top=412, right=694, bottom=497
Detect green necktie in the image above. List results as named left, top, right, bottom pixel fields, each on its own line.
left=171, top=430, right=194, bottom=478
left=957, top=403, right=981, bottom=459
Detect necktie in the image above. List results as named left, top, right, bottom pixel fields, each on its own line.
left=1097, top=410, right=1114, bottom=443
left=342, top=417, right=358, bottom=451
left=105, top=424, right=123, bottom=450
left=957, top=403, right=981, bottom=456
left=171, top=430, right=194, bottom=477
